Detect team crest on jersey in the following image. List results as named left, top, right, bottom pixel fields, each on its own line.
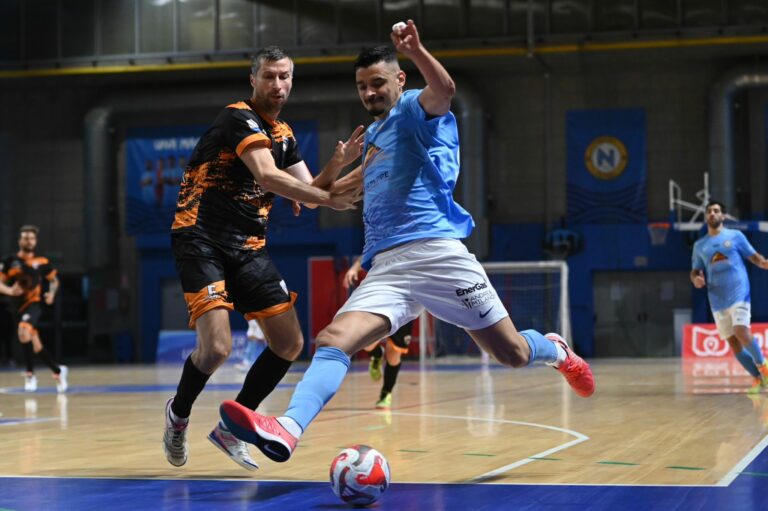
left=711, top=252, right=728, bottom=263
left=724, top=240, right=732, bottom=248
left=363, top=144, right=382, bottom=170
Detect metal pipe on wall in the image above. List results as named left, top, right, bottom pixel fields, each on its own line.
left=709, top=67, right=768, bottom=211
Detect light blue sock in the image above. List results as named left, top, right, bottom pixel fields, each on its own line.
left=735, top=350, right=760, bottom=378
left=744, top=338, right=766, bottom=366
left=284, top=346, right=350, bottom=432
left=520, top=329, right=559, bottom=366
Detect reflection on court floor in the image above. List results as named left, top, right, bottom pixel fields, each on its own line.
left=1, top=360, right=767, bottom=509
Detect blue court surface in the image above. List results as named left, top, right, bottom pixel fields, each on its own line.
left=1, top=446, right=767, bottom=511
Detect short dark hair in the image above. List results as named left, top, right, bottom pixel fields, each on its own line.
left=251, top=46, right=293, bottom=76
left=19, top=225, right=39, bottom=236
left=706, top=200, right=726, bottom=214
left=354, top=46, right=398, bottom=70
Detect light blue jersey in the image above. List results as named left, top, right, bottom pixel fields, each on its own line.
left=692, top=228, right=757, bottom=312
left=360, top=89, right=474, bottom=268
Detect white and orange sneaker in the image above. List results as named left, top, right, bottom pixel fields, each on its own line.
left=545, top=333, right=595, bottom=398
left=219, top=400, right=297, bottom=463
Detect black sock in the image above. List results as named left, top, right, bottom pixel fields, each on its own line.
left=36, top=347, right=60, bottom=374
left=236, top=347, right=292, bottom=410
left=381, top=362, right=401, bottom=398
left=369, top=344, right=383, bottom=359
left=22, top=342, right=34, bottom=373
left=171, top=355, right=211, bottom=419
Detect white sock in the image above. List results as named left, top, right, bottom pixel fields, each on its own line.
left=168, top=407, right=189, bottom=425
left=546, top=343, right=568, bottom=368
left=277, top=416, right=302, bottom=438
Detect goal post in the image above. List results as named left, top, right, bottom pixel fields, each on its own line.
left=418, top=260, right=571, bottom=366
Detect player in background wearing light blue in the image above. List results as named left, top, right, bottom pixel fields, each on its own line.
left=219, top=21, right=595, bottom=463
left=691, top=201, right=768, bottom=394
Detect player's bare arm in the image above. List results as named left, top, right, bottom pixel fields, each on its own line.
left=329, top=166, right=363, bottom=194
left=0, top=281, right=23, bottom=297
left=690, top=269, right=706, bottom=288
left=241, top=146, right=361, bottom=211
left=44, top=275, right=59, bottom=305
left=312, top=125, right=365, bottom=190
left=748, top=252, right=768, bottom=270
left=391, top=20, right=455, bottom=116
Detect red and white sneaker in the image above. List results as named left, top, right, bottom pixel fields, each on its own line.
left=545, top=333, right=595, bottom=398
left=219, top=400, right=298, bottom=463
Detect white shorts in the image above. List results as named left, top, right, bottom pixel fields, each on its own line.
left=336, top=238, right=509, bottom=335
left=712, top=301, right=751, bottom=339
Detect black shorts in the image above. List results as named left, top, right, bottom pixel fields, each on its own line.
left=388, top=321, right=413, bottom=352
left=18, top=303, right=42, bottom=331
left=171, top=231, right=296, bottom=328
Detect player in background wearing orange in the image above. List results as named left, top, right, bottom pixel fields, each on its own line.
left=0, top=225, right=68, bottom=393
left=344, top=256, right=413, bottom=410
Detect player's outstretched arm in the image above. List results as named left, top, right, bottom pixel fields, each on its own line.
left=391, top=20, right=455, bottom=116
left=241, top=146, right=361, bottom=211
left=312, top=125, right=365, bottom=190
left=748, top=253, right=768, bottom=270
left=0, top=281, right=23, bottom=297
left=329, top=167, right=363, bottom=194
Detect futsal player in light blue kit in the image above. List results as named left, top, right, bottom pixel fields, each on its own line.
left=691, top=201, right=768, bottom=393
left=219, top=20, right=595, bottom=462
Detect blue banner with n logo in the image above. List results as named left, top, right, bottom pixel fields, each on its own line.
left=566, top=109, right=646, bottom=224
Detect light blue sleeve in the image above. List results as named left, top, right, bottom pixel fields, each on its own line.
left=735, top=231, right=757, bottom=259
left=691, top=242, right=705, bottom=271
left=398, top=89, right=427, bottom=120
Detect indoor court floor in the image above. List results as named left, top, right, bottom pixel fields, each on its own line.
left=1, top=358, right=767, bottom=510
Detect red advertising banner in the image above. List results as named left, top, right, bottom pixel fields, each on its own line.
left=682, top=323, right=768, bottom=359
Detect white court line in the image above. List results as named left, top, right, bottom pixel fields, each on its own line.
left=388, top=411, right=589, bottom=482
left=717, top=433, right=768, bottom=487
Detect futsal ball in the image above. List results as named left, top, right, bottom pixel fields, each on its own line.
left=329, top=444, right=391, bottom=506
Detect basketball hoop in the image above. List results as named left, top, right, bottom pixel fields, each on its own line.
left=647, top=222, right=670, bottom=246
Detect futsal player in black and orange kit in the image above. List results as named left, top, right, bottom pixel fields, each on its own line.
left=0, top=225, right=68, bottom=393
left=163, top=46, right=364, bottom=471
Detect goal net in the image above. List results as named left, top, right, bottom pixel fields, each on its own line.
left=417, top=261, right=571, bottom=363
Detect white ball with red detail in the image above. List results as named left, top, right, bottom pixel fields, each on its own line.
left=392, top=21, right=407, bottom=33
left=329, top=444, right=391, bottom=505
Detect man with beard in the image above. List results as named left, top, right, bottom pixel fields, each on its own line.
left=691, top=201, right=768, bottom=393
left=0, top=225, right=67, bottom=392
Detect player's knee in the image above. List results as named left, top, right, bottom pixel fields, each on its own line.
left=271, top=336, right=303, bottom=361
left=199, top=340, right=231, bottom=367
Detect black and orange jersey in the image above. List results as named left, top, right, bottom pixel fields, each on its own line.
left=172, top=99, right=303, bottom=251
left=0, top=253, right=57, bottom=312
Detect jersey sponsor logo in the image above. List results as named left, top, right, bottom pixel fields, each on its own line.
left=365, top=170, right=389, bottom=191
left=711, top=252, right=728, bottom=264
left=455, top=282, right=488, bottom=297
left=584, top=136, right=628, bottom=180
left=246, top=119, right=263, bottom=133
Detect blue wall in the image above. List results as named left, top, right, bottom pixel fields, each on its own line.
left=138, top=223, right=767, bottom=361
